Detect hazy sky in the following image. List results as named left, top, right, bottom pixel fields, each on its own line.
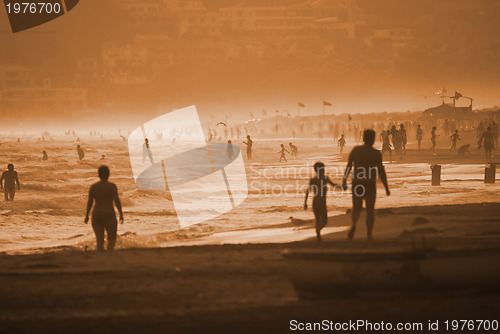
left=0, top=0, right=499, bottom=128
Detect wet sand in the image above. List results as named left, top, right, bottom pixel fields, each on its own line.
left=1, top=203, right=499, bottom=333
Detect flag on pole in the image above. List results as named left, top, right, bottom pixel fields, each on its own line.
left=454, top=91, right=462, bottom=99
left=323, top=101, right=332, bottom=107
left=298, top=102, right=305, bottom=108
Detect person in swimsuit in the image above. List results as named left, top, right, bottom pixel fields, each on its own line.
left=478, top=126, right=495, bottom=163
left=380, top=130, right=392, bottom=163
left=0, top=164, right=20, bottom=201
left=338, top=134, right=346, bottom=153
left=226, top=140, right=234, bottom=160
left=85, top=166, right=123, bottom=251
left=416, top=124, right=423, bottom=150
left=289, top=142, right=298, bottom=157
left=457, top=144, right=471, bottom=157
left=142, top=138, right=153, bottom=163
left=77, top=145, right=85, bottom=160
left=449, top=130, right=461, bottom=151
left=430, top=126, right=439, bottom=154
left=243, top=135, right=253, bottom=159
left=304, top=162, right=343, bottom=241
left=343, top=129, right=390, bottom=241
left=278, top=144, right=290, bottom=162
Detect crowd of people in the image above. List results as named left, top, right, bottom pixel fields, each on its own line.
left=1, top=115, right=497, bottom=251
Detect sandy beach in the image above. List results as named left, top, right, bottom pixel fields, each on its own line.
left=1, top=203, right=499, bottom=333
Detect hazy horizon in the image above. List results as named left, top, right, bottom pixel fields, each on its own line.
left=1, top=0, right=499, bottom=129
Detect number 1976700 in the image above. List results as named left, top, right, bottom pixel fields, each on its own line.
left=6, top=2, right=62, bottom=14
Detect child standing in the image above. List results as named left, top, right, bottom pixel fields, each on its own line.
left=304, top=162, right=344, bottom=241
left=338, top=134, right=346, bottom=153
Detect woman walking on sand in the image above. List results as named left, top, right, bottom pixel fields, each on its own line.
left=85, top=166, right=123, bottom=251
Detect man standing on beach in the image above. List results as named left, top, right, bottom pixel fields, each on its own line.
left=478, top=126, right=495, bottom=163
left=430, top=126, right=438, bottom=154
left=243, top=135, right=253, bottom=159
left=342, top=130, right=390, bottom=241
left=0, top=164, right=20, bottom=201
left=77, top=145, right=85, bottom=160
left=416, top=124, right=423, bottom=150
left=85, top=166, right=124, bottom=251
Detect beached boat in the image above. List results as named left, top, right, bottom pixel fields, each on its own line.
left=282, top=247, right=500, bottom=299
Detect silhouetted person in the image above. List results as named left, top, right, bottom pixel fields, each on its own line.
left=430, top=126, right=438, bottom=154
left=338, top=134, right=346, bottom=153
left=343, top=130, right=390, bottom=241
left=399, top=124, right=407, bottom=154
left=42, top=151, right=48, bottom=161
left=450, top=130, right=461, bottom=151
left=99, top=154, right=106, bottom=161
left=142, top=138, right=153, bottom=163
left=380, top=130, right=392, bottom=163
left=1, top=164, right=20, bottom=201
left=289, top=142, right=298, bottom=157
left=226, top=140, right=234, bottom=160
left=390, top=125, right=401, bottom=155
left=304, top=162, right=343, bottom=241
left=416, top=124, right=423, bottom=150
left=457, top=144, right=471, bottom=157
left=243, top=135, right=253, bottom=159
left=278, top=144, right=289, bottom=162
left=478, top=126, right=495, bottom=163
left=77, top=145, right=85, bottom=160
left=85, top=166, right=123, bottom=251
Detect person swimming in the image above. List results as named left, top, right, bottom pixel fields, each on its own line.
left=42, top=151, right=48, bottom=161
left=343, top=129, right=390, bottom=241
left=304, top=162, right=343, bottom=241
left=84, top=166, right=123, bottom=251
left=0, top=164, right=21, bottom=201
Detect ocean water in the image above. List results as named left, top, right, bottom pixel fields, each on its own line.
left=0, top=135, right=498, bottom=254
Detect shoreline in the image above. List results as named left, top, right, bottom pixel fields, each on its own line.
left=3, top=202, right=500, bottom=256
